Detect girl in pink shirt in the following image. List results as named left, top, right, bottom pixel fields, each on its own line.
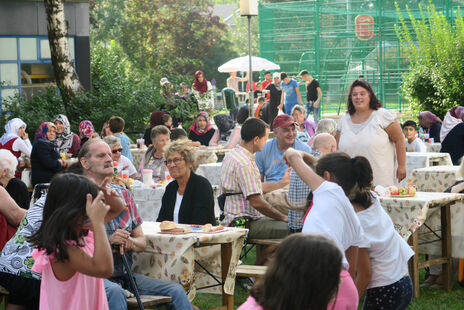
left=30, top=174, right=113, bottom=310
left=238, top=234, right=342, bottom=310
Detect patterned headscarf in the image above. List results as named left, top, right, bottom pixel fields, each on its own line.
left=35, top=122, right=56, bottom=141
left=418, top=111, right=442, bottom=129
left=54, top=114, right=74, bottom=153
left=189, top=112, right=213, bottom=136
left=78, top=120, right=95, bottom=138
left=0, top=118, right=26, bottom=145
left=193, top=71, right=208, bottom=95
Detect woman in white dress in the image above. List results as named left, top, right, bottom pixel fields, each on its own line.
left=336, top=80, right=406, bottom=186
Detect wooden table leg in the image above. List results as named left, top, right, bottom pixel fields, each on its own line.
left=408, top=231, right=420, bottom=297
left=221, top=243, right=234, bottom=310
left=441, top=202, right=452, bottom=291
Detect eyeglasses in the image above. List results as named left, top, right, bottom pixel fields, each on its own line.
left=166, top=157, right=184, bottom=166
left=112, top=148, right=123, bottom=154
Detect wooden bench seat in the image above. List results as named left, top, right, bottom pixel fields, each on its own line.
left=248, top=239, right=282, bottom=246
left=236, top=265, right=267, bottom=279
left=127, top=295, right=172, bottom=309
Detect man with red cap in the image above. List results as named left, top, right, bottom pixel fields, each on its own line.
left=255, top=114, right=311, bottom=186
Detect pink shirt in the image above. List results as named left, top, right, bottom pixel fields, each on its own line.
left=238, top=296, right=264, bottom=310
left=220, top=144, right=263, bottom=226
left=32, top=231, right=109, bottom=310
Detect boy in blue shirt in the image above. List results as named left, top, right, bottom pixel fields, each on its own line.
left=109, top=116, right=133, bottom=162
left=279, top=72, right=304, bottom=115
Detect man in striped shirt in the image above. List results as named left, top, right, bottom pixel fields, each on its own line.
left=220, top=118, right=288, bottom=249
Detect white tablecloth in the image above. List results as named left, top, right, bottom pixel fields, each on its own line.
left=426, top=142, right=441, bottom=153
left=405, top=152, right=452, bottom=184
left=195, top=163, right=222, bottom=187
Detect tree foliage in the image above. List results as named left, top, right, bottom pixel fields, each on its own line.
left=396, top=4, right=464, bottom=118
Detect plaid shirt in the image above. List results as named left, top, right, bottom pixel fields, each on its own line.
left=288, top=150, right=321, bottom=230
left=220, top=144, right=263, bottom=226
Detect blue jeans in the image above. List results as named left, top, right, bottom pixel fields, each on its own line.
left=305, top=101, right=319, bottom=123
left=104, top=274, right=191, bottom=310
left=363, top=276, right=413, bottom=310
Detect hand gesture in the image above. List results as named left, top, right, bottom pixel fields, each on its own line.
left=99, top=177, right=120, bottom=200
left=280, top=167, right=291, bottom=187
left=22, top=132, right=29, bottom=140
left=86, top=191, right=109, bottom=225
left=109, top=229, right=133, bottom=254
left=396, top=165, right=406, bottom=183
left=283, top=148, right=301, bottom=166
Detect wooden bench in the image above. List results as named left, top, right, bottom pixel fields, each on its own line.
left=127, top=295, right=172, bottom=309
left=236, top=265, right=267, bottom=279
left=248, top=239, right=282, bottom=246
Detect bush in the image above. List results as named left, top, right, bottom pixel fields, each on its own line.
left=395, top=4, right=464, bottom=119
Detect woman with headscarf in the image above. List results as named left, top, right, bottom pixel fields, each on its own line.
left=418, top=111, right=442, bottom=142
left=209, top=114, right=241, bottom=149
left=192, top=71, right=213, bottom=110
left=31, top=122, right=67, bottom=186
left=0, top=118, right=32, bottom=170
left=440, top=106, right=464, bottom=165
left=143, top=111, right=168, bottom=147
left=188, top=112, right=215, bottom=146
left=78, top=120, right=98, bottom=147
left=53, top=114, right=81, bottom=156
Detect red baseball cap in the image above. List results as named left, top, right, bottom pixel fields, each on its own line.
left=273, top=114, right=297, bottom=129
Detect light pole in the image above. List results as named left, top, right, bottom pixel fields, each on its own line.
left=240, top=0, right=257, bottom=117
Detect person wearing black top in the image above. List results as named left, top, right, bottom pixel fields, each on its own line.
left=0, top=149, right=30, bottom=209
left=188, top=112, right=215, bottom=146
left=264, top=73, right=283, bottom=130
left=31, top=122, right=67, bottom=187
left=300, top=70, right=322, bottom=122
left=441, top=122, right=464, bottom=165
left=157, top=140, right=215, bottom=225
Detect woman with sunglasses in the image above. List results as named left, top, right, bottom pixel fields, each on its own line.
left=103, top=136, right=136, bottom=179
left=157, top=140, right=215, bottom=225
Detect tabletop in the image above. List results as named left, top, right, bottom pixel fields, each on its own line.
left=405, top=152, right=452, bottom=183
left=425, top=142, right=441, bottom=153
left=379, top=192, right=464, bottom=241
left=407, top=165, right=459, bottom=192
left=132, top=222, right=247, bottom=300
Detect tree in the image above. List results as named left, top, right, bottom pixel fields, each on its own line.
left=44, top=0, right=84, bottom=105
left=119, top=0, right=228, bottom=75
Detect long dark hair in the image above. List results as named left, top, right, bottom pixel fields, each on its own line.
left=316, top=152, right=373, bottom=208
left=29, top=173, right=99, bottom=261
left=347, top=80, right=382, bottom=115
left=251, top=234, right=342, bottom=310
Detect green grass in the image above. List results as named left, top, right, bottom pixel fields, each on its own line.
left=192, top=249, right=464, bottom=310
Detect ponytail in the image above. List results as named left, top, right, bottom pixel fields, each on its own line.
left=350, top=156, right=373, bottom=208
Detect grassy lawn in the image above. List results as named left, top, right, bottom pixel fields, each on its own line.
left=192, top=248, right=464, bottom=310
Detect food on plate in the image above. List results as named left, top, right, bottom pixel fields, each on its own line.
left=408, top=186, right=417, bottom=196
left=202, top=224, right=225, bottom=232
left=398, top=187, right=408, bottom=196
left=388, top=186, right=399, bottom=196
left=160, top=221, right=185, bottom=233
left=389, top=186, right=416, bottom=197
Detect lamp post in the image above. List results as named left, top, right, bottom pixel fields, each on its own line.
left=240, top=0, right=258, bottom=117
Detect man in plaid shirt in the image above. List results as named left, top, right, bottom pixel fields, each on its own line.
left=287, top=133, right=337, bottom=233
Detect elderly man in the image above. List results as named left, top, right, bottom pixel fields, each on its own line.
left=288, top=133, right=337, bottom=233
left=75, top=139, right=192, bottom=310
left=220, top=118, right=288, bottom=264
left=255, top=114, right=311, bottom=186
left=0, top=139, right=124, bottom=310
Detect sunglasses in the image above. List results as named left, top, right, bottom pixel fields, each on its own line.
left=112, top=148, right=123, bottom=154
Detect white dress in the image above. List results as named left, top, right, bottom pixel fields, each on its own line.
left=337, top=108, right=396, bottom=186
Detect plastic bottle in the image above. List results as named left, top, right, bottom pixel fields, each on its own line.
left=113, top=161, right=118, bottom=175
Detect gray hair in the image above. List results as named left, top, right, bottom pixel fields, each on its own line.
left=315, top=119, right=337, bottom=135
left=103, top=135, right=121, bottom=148
left=291, top=105, right=307, bottom=117
left=0, top=149, right=18, bottom=178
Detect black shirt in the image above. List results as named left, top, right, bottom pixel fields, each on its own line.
left=188, top=128, right=215, bottom=146
left=265, top=83, right=282, bottom=108
left=440, top=123, right=464, bottom=165
left=5, top=177, right=30, bottom=210
left=306, top=79, right=320, bottom=101
left=429, top=122, right=442, bottom=143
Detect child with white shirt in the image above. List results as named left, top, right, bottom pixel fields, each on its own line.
left=284, top=150, right=368, bottom=310
left=348, top=156, right=414, bottom=310
left=403, top=120, right=426, bottom=152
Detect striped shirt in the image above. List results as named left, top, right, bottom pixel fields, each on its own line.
left=220, top=144, right=263, bottom=226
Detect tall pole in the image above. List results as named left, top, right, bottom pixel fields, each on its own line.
left=248, top=15, right=253, bottom=117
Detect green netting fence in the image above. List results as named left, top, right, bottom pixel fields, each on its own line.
left=258, top=0, right=461, bottom=116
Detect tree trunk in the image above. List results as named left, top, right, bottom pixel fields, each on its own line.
left=44, top=0, right=83, bottom=105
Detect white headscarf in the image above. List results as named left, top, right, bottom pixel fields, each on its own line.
left=54, top=114, right=74, bottom=153
left=0, top=118, right=26, bottom=145
left=440, top=111, right=462, bottom=142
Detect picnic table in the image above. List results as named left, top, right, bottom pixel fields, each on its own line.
left=425, top=142, right=441, bottom=153
left=130, top=148, right=145, bottom=170
left=407, top=165, right=459, bottom=193
left=379, top=192, right=464, bottom=297
left=405, top=152, right=452, bottom=182
left=196, top=163, right=222, bottom=187
left=132, top=222, right=247, bottom=310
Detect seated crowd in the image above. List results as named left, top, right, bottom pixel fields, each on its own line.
left=0, top=77, right=461, bottom=310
